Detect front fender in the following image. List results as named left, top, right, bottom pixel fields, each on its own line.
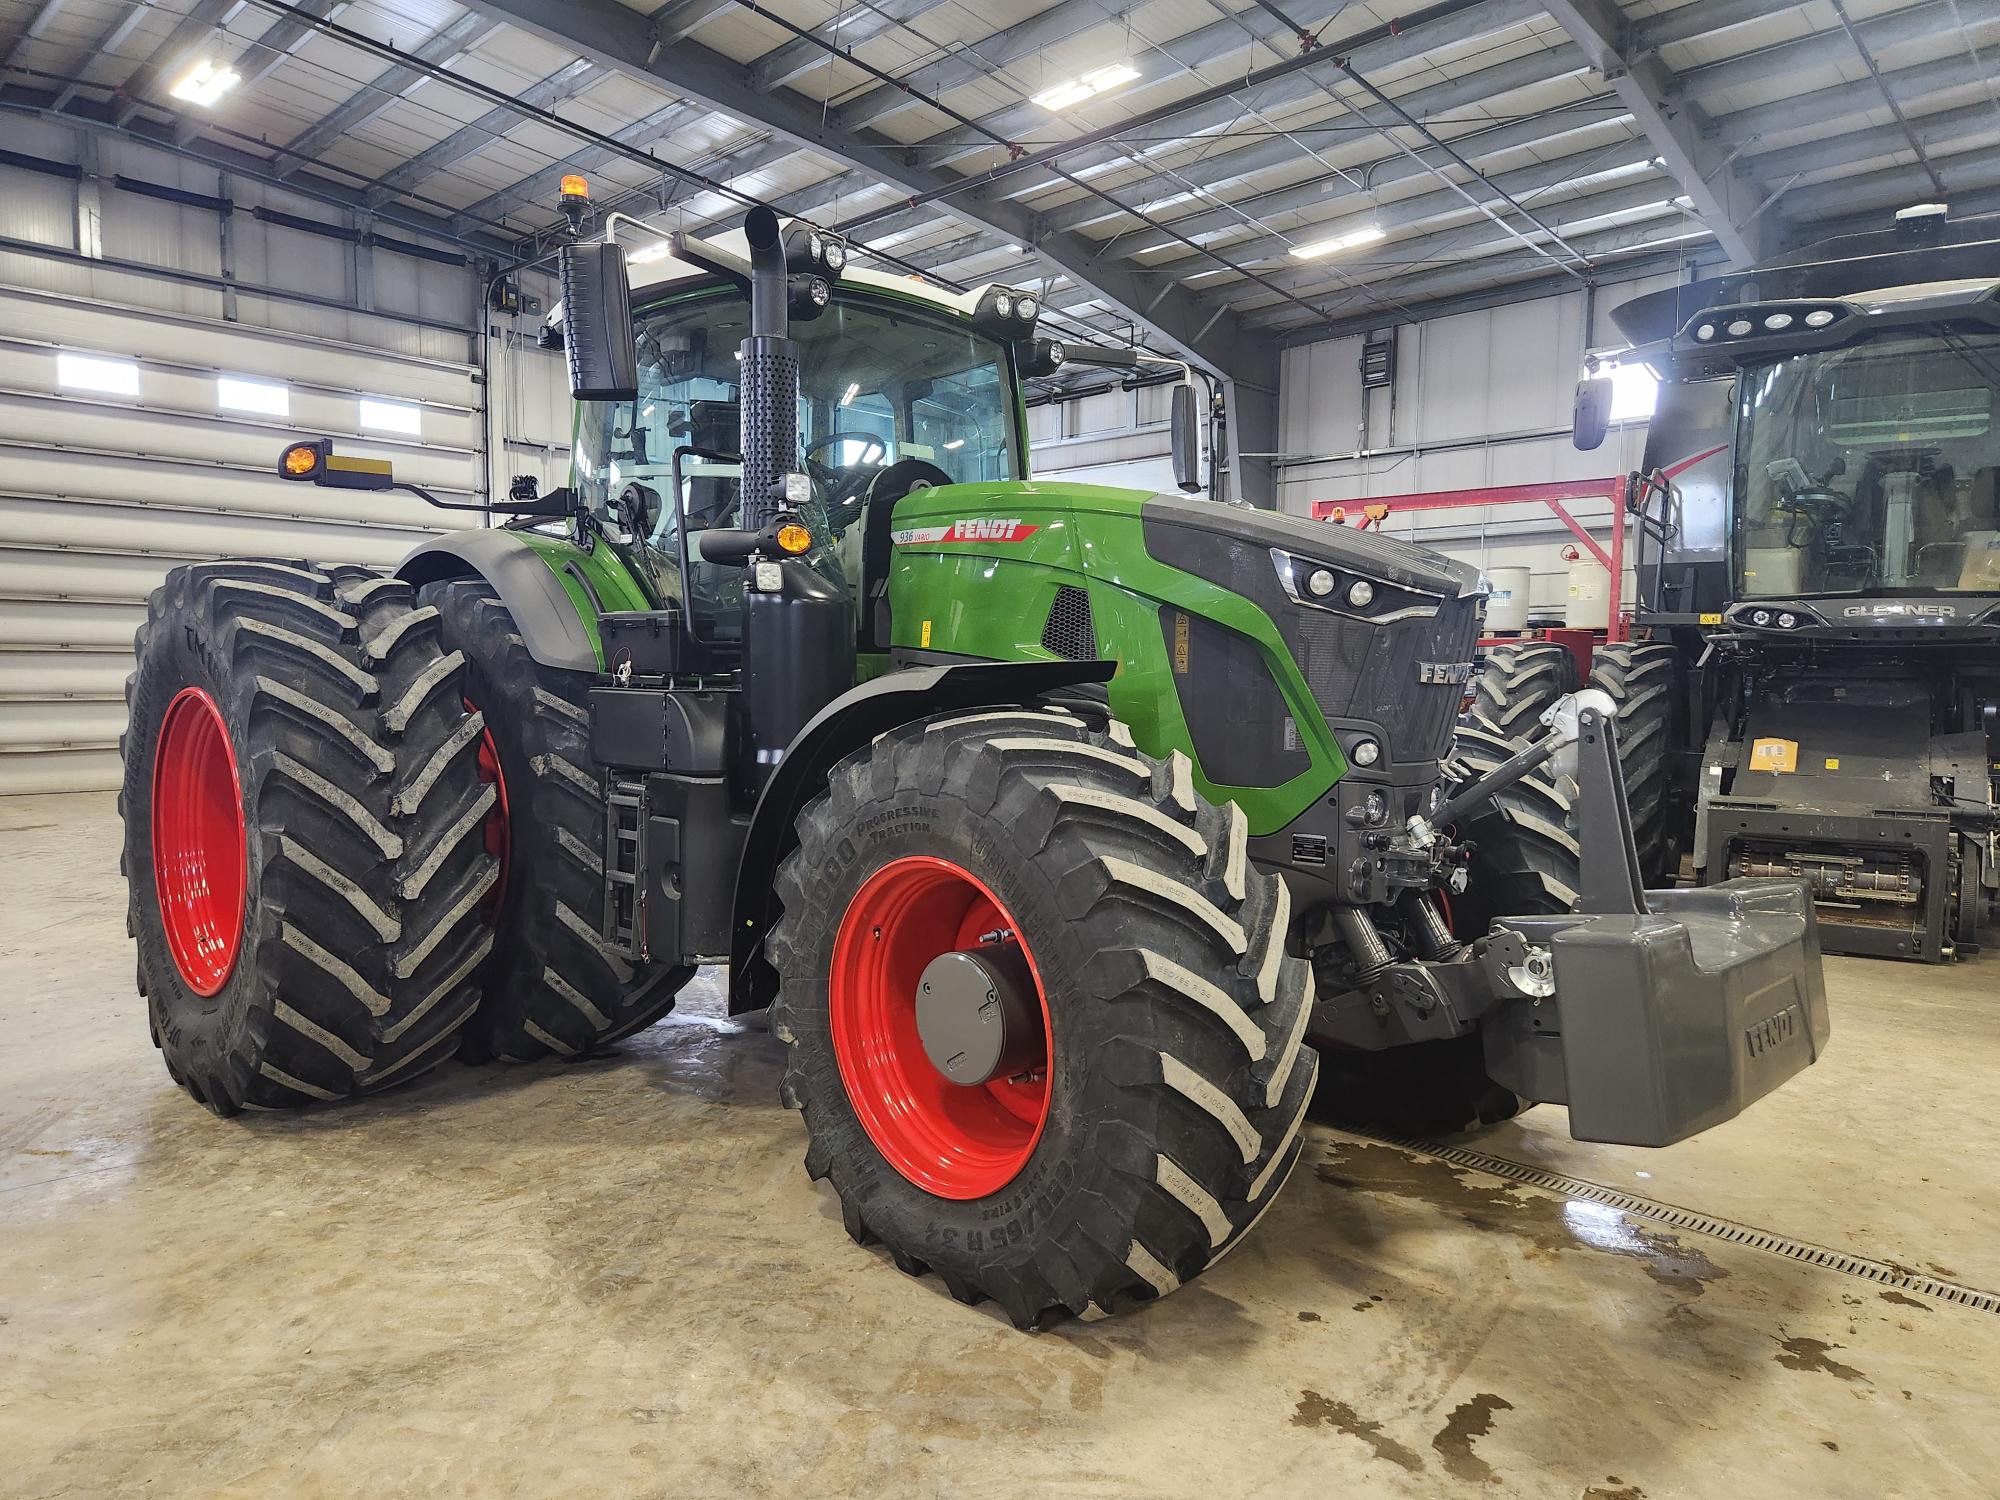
left=727, top=657, right=1115, bottom=1012
left=397, top=529, right=601, bottom=673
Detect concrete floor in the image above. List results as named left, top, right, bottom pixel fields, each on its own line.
left=4, top=792, right=1998, bottom=1500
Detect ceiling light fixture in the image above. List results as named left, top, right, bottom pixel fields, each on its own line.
left=1288, top=224, right=1387, bottom=261
left=1032, top=62, right=1139, bottom=111
left=840, top=382, right=860, bottom=407
left=169, top=58, right=240, bottom=108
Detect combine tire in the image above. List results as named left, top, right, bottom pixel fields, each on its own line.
left=1586, top=641, right=1679, bottom=883
left=121, top=560, right=497, bottom=1112
left=769, top=707, right=1317, bottom=1326
left=1445, top=712, right=1582, bottom=935
left=1316, top=713, right=1584, bottom=1138
left=421, top=579, right=692, bottom=1060
left=1468, top=641, right=1576, bottom=738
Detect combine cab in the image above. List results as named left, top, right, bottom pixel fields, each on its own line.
left=1581, top=205, right=2000, bottom=961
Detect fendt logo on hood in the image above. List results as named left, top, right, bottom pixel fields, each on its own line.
left=891, top=518, right=1040, bottom=545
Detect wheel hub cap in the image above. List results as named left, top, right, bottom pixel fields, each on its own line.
left=915, top=945, right=1040, bottom=1087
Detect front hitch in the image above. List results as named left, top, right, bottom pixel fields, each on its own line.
left=1314, top=692, right=1831, bottom=1147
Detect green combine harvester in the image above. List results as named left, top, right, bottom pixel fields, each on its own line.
left=120, top=189, right=1830, bottom=1327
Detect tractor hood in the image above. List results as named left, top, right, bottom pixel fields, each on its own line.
left=1140, top=493, right=1487, bottom=602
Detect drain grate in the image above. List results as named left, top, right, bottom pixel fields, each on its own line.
left=1344, top=1130, right=2000, bottom=1316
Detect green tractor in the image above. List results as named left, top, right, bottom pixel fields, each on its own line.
left=121, top=201, right=1831, bottom=1326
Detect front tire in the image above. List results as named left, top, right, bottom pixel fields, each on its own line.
left=421, top=579, right=692, bottom=1060
left=769, top=708, right=1317, bottom=1326
left=121, top=560, right=497, bottom=1112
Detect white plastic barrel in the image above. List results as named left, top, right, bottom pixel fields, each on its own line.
left=1484, top=566, right=1532, bottom=632
left=1565, top=556, right=1611, bottom=629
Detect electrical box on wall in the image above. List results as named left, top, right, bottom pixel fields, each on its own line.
left=1360, top=335, right=1395, bottom=389
left=489, top=280, right=544, bottom=319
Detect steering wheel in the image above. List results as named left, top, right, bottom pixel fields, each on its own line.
left=1775, top=486, right=1851, bottom=548
left=803, top=431, right=889, bottom=513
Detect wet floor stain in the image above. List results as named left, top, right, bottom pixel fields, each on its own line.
left=1430, top=1392, right=1513, bottom=1483
left=1351, top=1300, right=1375, bottom=1312
left=1292, top=1391, right=1424, bottom=1473
left=1296, top=1311, right=1322, bottom=1323
left=1878, top=1290, right=1931, bottom=1312
left=1774, top=1336, right=1867, bottom=1383
left=1582, top=1484, right=1645, bottom=1500
left=1821, top=1440, right=1840, bottom=1452
left=1315, top=1143, right=1729, bottom=1295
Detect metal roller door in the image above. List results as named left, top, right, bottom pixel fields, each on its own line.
left=0, top=284, right=482, bottom=794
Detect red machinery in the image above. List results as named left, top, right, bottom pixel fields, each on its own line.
left=1313, top=476, right=1633, bottom=676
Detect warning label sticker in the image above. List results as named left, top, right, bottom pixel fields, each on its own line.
left=1750, top=737, right=1799, bottom=774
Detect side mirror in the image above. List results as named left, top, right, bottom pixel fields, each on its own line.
left=1572, top=376, right=1613, bottom=451
left=560, top=241, right=638, bottom=403
left=1170, top=381, right=1202, bottom=493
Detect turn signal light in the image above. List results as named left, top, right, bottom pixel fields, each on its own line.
left=776, top=521, right=813, bottom=555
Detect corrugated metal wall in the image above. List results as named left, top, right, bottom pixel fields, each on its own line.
left=0, top=118, right=566, bottom=795
left=1028, top=381, right=1177, bottom=492
left=1275, top=271, right=1687, bottom=618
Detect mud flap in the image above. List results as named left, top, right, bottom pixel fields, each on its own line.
left=1484, top=878, right=1830, bottom=1147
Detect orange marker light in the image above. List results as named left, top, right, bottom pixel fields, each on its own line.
left=559, top=174, right=590, bottom=199
left=281, top=442, right=320, bottom=478
left=776, top=521, right=813, bottom=555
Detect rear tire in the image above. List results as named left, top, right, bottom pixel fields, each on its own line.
left=421, top=579, right=692, bottom=1060
left=1468, top=641, right=1576, bottom=739
left=769, top=707, right=1317, bottom=1326
left=1586, top=641, right=1679, bottom=883
left=121, top=560, right=497, bottom=1112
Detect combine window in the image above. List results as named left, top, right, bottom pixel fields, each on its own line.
left=1735, top=330, right=2000, bottom=594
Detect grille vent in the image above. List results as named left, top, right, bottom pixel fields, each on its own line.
left=1041, top=585, right=1096, bottom=660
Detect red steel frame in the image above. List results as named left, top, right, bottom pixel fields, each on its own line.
left=1311, top=476, right=1631, bottom=644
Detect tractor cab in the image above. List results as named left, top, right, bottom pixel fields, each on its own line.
left=554, top=227, right=1057, bottom=671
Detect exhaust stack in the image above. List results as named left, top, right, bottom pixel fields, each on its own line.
left=738, top=206, right=798, bottom=533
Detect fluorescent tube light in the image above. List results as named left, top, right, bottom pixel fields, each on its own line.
left=840, top=382, right=860, bottom=407
left=169, top=59, right=240, bottom=108
left=1288, top=224, right=1387, bottom=261
left=1032, top=62, right=1139, bottom=111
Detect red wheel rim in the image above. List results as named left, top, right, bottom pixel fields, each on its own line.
left=151, top=686, right=247, bottom=996
left=830, top=856, right=1053, bottom=1200
left=467, top=696, right=509, bottom=921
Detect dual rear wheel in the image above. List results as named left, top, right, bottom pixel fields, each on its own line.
left=122, top=562, right=686, bottom=1112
